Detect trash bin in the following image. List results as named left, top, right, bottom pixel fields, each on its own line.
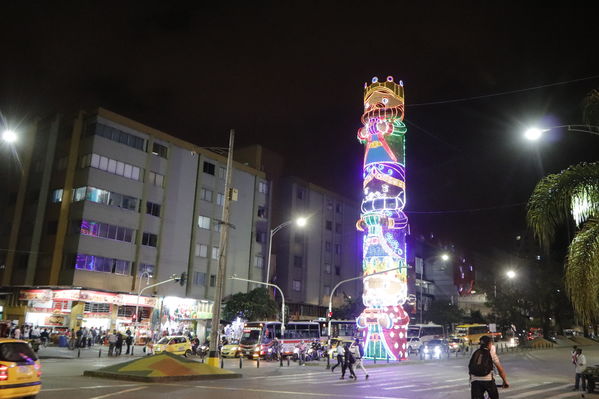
left=58, top=335, right=68, bottom=347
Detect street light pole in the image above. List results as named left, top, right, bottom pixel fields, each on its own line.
left=132, top=273, right=179, bottom=355
left=326, top=266, right=406, bottom=355
left=265, top=217, right=307, bottom=284
left=207, top=130, right=235, bottom=367
left=230, top=275, right=286, bottom=337
left=524, top=124, right=599, bottom=140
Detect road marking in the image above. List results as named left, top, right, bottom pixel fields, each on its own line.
left=445, top=378, right=465, bottom=382
left=410, top=383, right=466, bottom=392
left=504, top=383, right=571, bottom=398
left=382, top=385, right=417, bottom=390
left=543, top=391, right=588, bottom=399
left=192, top=384, right=408, bottom=399
left=43, top=384, right=143, bottom=392
left=88, top=386, right=146, bottom=399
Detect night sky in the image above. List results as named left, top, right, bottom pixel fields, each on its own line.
left=2, top=2, right=599, bottom=254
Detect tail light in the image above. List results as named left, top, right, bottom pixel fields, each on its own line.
left=0, top=364, right=8, bottom=381
left=35, top=363, right=42, bottom=377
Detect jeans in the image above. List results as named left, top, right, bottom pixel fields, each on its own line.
left=108, top=343, right=115, bottom=356
left=471, top=380, right=498, bottom=399
left=575, top=373, right=587, bottom=390
left=331, top=355, right=344, bottom=371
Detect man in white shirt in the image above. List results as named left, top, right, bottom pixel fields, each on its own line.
left=469, top=335, right=509, bottom=399
left=574, top=348, right=587, bottom=391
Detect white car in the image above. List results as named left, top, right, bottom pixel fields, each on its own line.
left=407, top=337, right=423, bottom=354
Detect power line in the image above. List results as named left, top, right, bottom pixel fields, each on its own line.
left=406, top=202, right=526, bottom=215
left=407, top=74, right=599, bottom=107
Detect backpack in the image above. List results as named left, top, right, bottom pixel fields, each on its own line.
left=468, top=348, right=494, bottom=376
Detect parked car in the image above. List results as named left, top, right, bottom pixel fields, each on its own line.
left=421, top=339, right=449, bottom=359
left=152, top=336, right=193, bottom=357
left=0, top=338, right=42, bottom=398
left=407, top=337, right=423, bottom=354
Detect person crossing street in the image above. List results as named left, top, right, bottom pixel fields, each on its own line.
left=331, top=341, right=344, bottom=372
left=351, top=338, right=369, bottom=379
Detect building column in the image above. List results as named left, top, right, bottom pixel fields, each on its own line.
left=70, top=301, right=85, bottom=331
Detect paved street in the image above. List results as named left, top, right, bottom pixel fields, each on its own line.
left=34, top=346, right=599, bottom=399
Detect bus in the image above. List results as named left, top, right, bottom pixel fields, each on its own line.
left=316, top=319, right=359, bottom=340
left=239, top=321, right=321, bottom=358
left=407, top=323, right=445, bottom=342
left=455, top=324, right=501, bottom=345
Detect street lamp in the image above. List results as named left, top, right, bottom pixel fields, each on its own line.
left=1, top=129, right=17, bottom=144
left=524, top=125, right=599, bottom=141
left=265, top=216, right=308, bottom=284
left=494, top=269, right=517, bottom=298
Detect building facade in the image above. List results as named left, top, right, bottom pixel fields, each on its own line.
left=0, top=108, right=270, bottom=337
left=271, top=177, right=363, bottom=320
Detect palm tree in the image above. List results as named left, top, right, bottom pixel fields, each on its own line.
left=527, top=162, right=599, bottom=326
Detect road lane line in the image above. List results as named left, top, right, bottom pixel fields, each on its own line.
left=410, top=383, right=467, bottom=392
left=382, top=385, right=417, bottom=390
left=504, top=383, right=571, bottom=398
left=88, top=386, right=146, bottom=399
left=192, top=384, right=408, bottom=399
left=543, top=391, right=588, bottom=399
left=43, top=384, right=143, bottom=392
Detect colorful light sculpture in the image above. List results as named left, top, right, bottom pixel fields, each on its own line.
left=356, top=76, right=410, bottom=360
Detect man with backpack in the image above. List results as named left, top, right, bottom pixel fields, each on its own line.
left=468, top=335, right=509, bottom=399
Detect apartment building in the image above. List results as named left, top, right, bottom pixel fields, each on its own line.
left=0, top=108, right=270, bottom=334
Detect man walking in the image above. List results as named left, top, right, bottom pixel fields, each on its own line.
left=341, top=342, right=357, bottom=380
left=331, top=341, right=345, bottom=372
left=469, top=335, right=509, bottom=399
left=351, top=338, right=369, bottom=379
left=574, top=348, right=587, bottom=391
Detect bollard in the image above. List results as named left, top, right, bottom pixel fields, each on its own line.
left=387, top=354, right=389, bottom=363
left=257, top=357, right=260, bottom=368
left=78, top=348, right=81, bottom=358
left=326, top=355, right=330, bottom=369
left=98, top=348, right=102, bottom=358
left=221, top=357, right=224, bottom=368
left=287, top=356, right=290, bottom=367
left=280, top=355, right=283, bottom=367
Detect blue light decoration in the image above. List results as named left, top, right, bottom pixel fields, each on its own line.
left=356, top=76, right=410, bottom=360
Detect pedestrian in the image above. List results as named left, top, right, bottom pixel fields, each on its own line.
left=331, top=341, right=344, bottom=372
left=573, top=348, right=587, bottom=391
left=107, top=330, right=117, bottom=356
left=116, top=331, right=123, bottom=356
left=13, top=325, right=21, bottom=339
left=40, top=328, right=49, bottom=347
left=91, top=327, right=97, bottom=346
left=351, top=338, right=369, bottom=379
left=469, top=335, right=509, bottom=399
left=76, top=327, right=83, bottom=348
left=125, top=330, right=133, bottom=355
left=571, top=345, right=578, bottom=365
left=341, top=342, right=357, bottom=380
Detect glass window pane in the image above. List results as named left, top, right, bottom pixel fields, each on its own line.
left=116, top=161, right=124, bottom=176
left=156, top=174, right=164, bottom=187
left=116, top=226, right=125, bottom=241
left=107, top=159, right=117, bottom=174
left=132, top=167, right=140, bottom=181
left=99, top=156, right=108, bottom=170
left=124, top=164, right=132, bottom=178
left=91, top=154, right=100, bottom=168
left=107, top=224, right=117, bottom=239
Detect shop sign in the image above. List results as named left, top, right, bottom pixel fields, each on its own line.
left=53, top=289, right=81, bottom=301
left=19, top=289, right=52, bottom=301
left=118, top=294, right=157, bottom=307
left=79, top=290, right=118, bottom=304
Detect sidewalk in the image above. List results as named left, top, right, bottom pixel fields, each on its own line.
left=37, top=344, right=147, bottom=359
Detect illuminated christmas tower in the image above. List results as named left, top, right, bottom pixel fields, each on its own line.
left=356, top=76, right=410, bottom=360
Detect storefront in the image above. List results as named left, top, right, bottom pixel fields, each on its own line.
left=159, top=297, right=213, bottom=342
left=18, top=289, right=156, bottom=333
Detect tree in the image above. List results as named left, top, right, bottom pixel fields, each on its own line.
left=527, top=162, right=599, bottom=326
left=424, top=300, right=465, bottom=326
left=222, top=287, right=279, bottom=322
left=332, top=295, right=364, bottom=320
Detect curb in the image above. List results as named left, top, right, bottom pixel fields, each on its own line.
left=83, top=370, right=242, bottom=382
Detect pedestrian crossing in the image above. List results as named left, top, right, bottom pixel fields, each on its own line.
left=236, top=366, right=585, bottom=399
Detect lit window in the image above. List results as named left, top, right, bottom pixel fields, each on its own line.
left=292, top=280, right=301, bottom=291
left=255, top=255, right=264, bottom=268
left=218, top=167, right=226, bottom=179
left=51, top=189, right=63, bottom=203
left=194, top=272, right=206, bottom=286
left=198, top=216, right=211, bottom=229
left=201, top=188, right=213, bottom=202
left=212, top=246, right=219, bottom=260
left=216, top=193, right=224, bottom=206
left=195, top=244, right=208, bottom=258
left=259, top=181, right=268, bottom=194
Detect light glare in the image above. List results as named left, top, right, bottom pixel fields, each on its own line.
left=506, top=270, right=516, bottom=279
left=296, top=217, right=307, bottom=227
left=2, top=130, right=17, bottom=143
left=441, top=253, right=450, bottom=261
left=524, top=127, right=545, bottom=141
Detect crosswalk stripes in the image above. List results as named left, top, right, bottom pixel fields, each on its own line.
left=504, top=384, right=572, bottom=399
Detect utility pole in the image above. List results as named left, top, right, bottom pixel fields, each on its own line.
left=207, top=129, right=234, bottom=367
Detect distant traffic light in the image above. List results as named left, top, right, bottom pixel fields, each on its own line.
left=327, top=311, right=333, bottom=319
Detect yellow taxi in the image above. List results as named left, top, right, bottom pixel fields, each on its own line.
left=152, top=336, right=193, bottom=357
left=0, top=338, right=42, bottom=398
left=220, top=339, right=240, bottom=358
